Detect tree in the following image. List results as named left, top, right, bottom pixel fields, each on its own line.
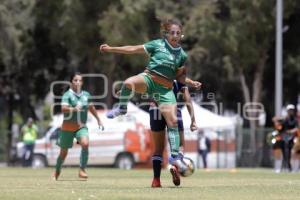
left=183, top=0, right=298, bottom=164
left=0, top=0, right=36, bottom=163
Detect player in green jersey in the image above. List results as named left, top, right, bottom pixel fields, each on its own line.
left=53, top=72, right=104, bottom=180
left=100, top=19, right=189, bottom=185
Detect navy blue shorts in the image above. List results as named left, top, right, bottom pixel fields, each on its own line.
left=149, top=106, right=183, bottom=132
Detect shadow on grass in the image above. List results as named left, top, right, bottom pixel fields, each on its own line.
left=54, top=179, right=87, bottom=182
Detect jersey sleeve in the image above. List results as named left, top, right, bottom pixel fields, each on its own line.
left=143, top=40, right=157, bottom=55
left=61, top=92, right=70, bottom=106
left=179, top=50, right=188, bottom=67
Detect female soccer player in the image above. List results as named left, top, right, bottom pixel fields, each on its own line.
left=150, top=78, right=200, bottom=187
left=100, top=19, right=189, bottom=179
left=53, top=72, right=104, bottom=180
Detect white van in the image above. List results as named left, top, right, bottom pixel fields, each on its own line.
left=16, top=111, right=153, bottom=169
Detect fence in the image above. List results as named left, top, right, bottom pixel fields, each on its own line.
left=236, top=127, right=274, bottom=167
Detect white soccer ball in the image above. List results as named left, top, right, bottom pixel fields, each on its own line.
left=180, top=157, right=195, bottom=177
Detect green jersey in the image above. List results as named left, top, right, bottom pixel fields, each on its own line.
left=61, top=89, right=91, bottom=125
left=143, top=39, right=187, bottom=80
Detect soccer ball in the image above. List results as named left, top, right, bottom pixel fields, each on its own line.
left=179, top=157, right=195, bottom=177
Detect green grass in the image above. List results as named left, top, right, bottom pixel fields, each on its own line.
left=0, top=168, right=300, bottom=200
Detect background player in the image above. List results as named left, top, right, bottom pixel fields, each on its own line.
left=53, top=72, right=104, bottom=180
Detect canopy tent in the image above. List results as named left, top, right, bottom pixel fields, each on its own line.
left=181, top=101, right=235, bottom=130
left=126, top=101, right=235, bottom=132
left=127, top=102, right=150, bottom=128
left=50, top=101, right=235, bottom=133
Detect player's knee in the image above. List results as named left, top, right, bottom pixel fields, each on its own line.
left=168, top=118, right=178, bottom=128
left=81, top=143, right=89, bottom=149
left=60, top=150, right=68, bottom=159
left=124, top=78, right=134, bottom=89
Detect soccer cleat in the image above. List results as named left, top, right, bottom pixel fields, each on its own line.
left=79, top=169, right=88, bottom=179
left=151, top=178, right=162, bottom=188
left=178, top=151, right=184, bottom=160
left=275, top=169, right=281, bottom=174
left=53, top=171, right=60, bottom=181
left=106, top=106, right=127, bottom=119
left=170, top=165, right=180, bottom=186
left=169, top=155, right=187, bottom=174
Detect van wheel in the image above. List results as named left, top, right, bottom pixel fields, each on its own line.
left=32, top=155, right=47, bottom=168
left=115, top=154, right=134, bottom=170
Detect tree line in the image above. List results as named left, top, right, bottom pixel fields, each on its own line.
left=0, top=0, right=300, bottom=161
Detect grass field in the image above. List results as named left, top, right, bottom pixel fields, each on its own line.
left=0, top=167, right=300, bottom=200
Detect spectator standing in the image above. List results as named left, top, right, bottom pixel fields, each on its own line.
left=198, top=130, right=211, bottom=169
left=21, top=118, right=38, bottom=167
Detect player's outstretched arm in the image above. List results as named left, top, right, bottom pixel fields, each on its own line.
left=99, top=44, right=145, bottom=55
left=176, top=65, right=201, bottom=90
left=185, top=77, right=202, bottom=90
left=89, top=104, right=104, bottom=130
left=182, top=87, right=198, bottom=132
left=176, top=66, right=187, bottom=84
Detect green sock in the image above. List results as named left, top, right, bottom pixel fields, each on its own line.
left=80, top=148, right=89, bottom=169
left=119, top=85, right=132, bottom=108
left=167, top=127, right=180, bottom=157
left=55, top=156, right=64, bottom=172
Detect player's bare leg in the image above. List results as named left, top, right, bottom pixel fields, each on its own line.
left=291, top=149, right=300, bottom=172
left=106, top=75, right=147, bottom=118
left=179, top=130, right=185, bottom=157
left=151, top=130, right=165, bottom=188
left=160, top=104, right=186, bottom=186
left=273, top=149, right=282, bottom=173
left=78, top=136, right=89, bottom=179
left=53, top=149, right=68, bottom=180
